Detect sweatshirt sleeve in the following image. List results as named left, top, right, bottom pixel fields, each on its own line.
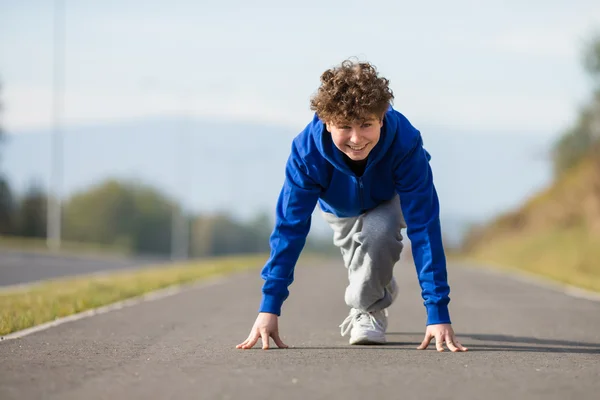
left=394, top=133, right=451, bottom=326
left=259, top=142, right=321, bottom=316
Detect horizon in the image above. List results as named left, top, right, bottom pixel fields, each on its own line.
left=1, top=115, right=553, bottom=229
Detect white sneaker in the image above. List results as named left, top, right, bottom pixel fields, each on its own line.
left=339, top=277, right=398, bottom=345
left=340, top=308, right=388, bottom=345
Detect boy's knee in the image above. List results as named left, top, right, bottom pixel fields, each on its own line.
left=360, top=217, right=403, bottom=250
left=361, top=227, right=402, bottom=247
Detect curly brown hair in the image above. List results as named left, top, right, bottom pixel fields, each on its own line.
left=310, top=59, right=394, bottom=125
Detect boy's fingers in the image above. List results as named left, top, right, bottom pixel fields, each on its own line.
left=447, top=333, right=468, bottom=352
left=454, top=338, right=468, bottom=352
left=261, top=332, right=270, bottom=350
left=417, top=333, right=432, bottom=350
left=235, top=340, right=246, bottom=349
left=435, top=334, right=445, bottom=352
left=272, top=332, right=288, bottom=349
left=446, top=334, right=459, bottom=352
left=236, top=334, right=252, bottom=348
left=239, top=333, right=259, bottom=349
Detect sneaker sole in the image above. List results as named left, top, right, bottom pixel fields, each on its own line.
left=349, top=335, right=386, bottom=345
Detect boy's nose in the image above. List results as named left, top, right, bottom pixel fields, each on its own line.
left=350, top=130, right=361, bottom=143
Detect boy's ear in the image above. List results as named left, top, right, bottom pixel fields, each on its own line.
left=325, top=122, right=332, bottom=133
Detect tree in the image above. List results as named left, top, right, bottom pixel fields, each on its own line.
left=552, top=32, right=600, bottom=176
left=552, top=92, right=600, bottom=175
left=0, top=177, right=16, bottom=234
left=583, top=31, right=600, bottom=90
left=16, top=181, right=47, bottom=238
left=62, top=179, right=175, bottom=255
left=191, top=211, right=272, bottom=257
left=0, top=79, right=16, bottom=234
left=129, top=184, right=175, bottom=254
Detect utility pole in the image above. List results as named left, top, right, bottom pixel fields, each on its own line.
left=139, top=80, right=192, bottom=261
left=47, top=0, right=65, bottom=251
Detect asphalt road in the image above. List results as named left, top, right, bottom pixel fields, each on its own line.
left=0, top=249, right=164, bottom=287
left=1, top=257, right=600, bottom=399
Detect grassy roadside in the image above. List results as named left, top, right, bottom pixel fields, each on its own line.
left=0, top=253, right=271, bottom=337
left=452, top=227, right=600, bottom=293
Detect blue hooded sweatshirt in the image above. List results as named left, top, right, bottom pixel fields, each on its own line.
left=259, top=106, right=451, bottom=326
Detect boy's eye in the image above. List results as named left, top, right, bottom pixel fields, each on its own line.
left=362, top=123, right=372, bottom=128
left=340, top=126, right=351, bottom=130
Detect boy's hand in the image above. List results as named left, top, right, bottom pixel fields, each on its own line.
left=236, top=312, right=289, bottom=350
left=417, top=323, right=468, bottom=352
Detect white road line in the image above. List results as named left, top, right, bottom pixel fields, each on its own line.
left=0, top=276, right=228, bottom=342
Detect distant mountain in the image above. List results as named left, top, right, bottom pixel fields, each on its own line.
left=1, top=115, right=554, bottom=242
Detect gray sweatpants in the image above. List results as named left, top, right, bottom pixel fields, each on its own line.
left=321, top=194, right=406, bottom=313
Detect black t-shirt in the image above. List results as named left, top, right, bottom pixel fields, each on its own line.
left=343, top=154, right=368, bottom=177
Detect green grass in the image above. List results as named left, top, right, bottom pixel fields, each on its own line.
left=456, top=227, right=600, bottom=293
left=0, top=253, right=270, bottom=337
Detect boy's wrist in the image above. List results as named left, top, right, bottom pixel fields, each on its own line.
left=425, top=303, right=451, bottom=325
left=259, top=293, right=285, bottom=316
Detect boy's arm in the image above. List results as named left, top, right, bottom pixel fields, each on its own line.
left=259, top=142, right=321, bottom=316
left=393, top=133, right=451, bottom=326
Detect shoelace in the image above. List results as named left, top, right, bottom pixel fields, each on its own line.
left=339, top=308, right=388, bottom=337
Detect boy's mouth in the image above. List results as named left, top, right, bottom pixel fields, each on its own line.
left=347, top=144, right=367, bottom=151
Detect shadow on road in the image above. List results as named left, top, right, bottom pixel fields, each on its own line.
left=274, top=333, right=600, bottom=354
left=384, top=332, right=600, bottom=354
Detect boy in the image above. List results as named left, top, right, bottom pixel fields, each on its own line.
left=237, top=59, right=467, bottom=352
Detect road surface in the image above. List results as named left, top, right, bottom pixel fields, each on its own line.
left=1, top=257, right=599, bottom=399
left=0, top=249, right=165, bottom=287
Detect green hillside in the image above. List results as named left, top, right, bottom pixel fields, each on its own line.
left=460, top=146, right=600, bottom=292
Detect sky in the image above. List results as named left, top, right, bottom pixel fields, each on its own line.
left=0, top=1, right=599, bottom=240
left=1, top=0, right=599, bottom=137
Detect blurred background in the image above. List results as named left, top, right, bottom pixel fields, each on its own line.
left=0, top=1, right=599, bottom=290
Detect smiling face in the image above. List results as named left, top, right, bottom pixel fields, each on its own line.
left=326, top=115, right=384, bottom=161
